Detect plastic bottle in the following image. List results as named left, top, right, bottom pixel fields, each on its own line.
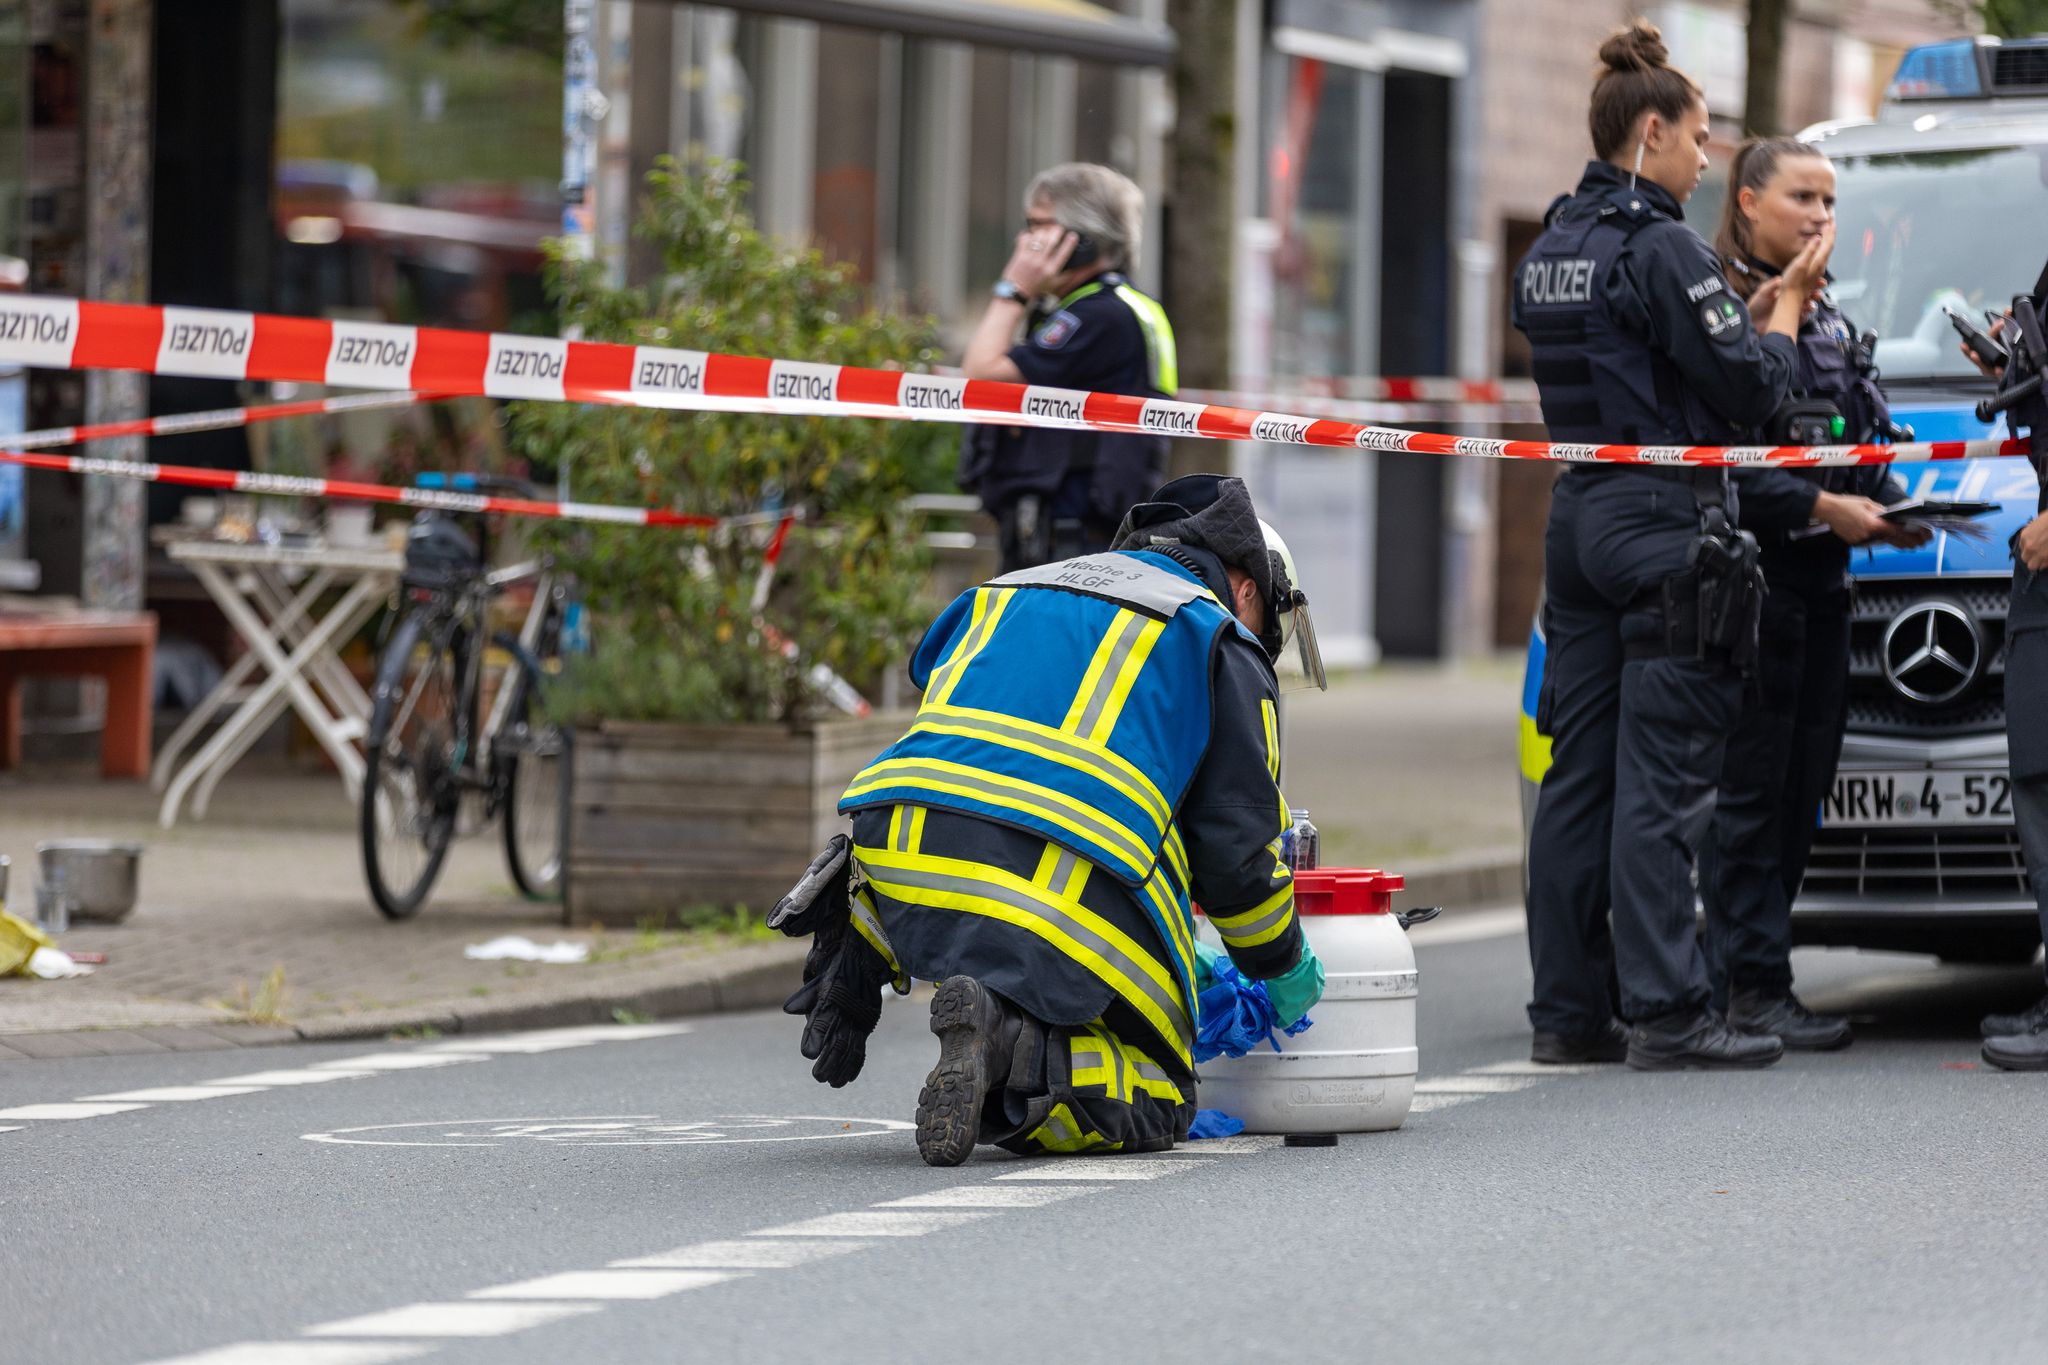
left=1286, top=808, right=1319, bottom=871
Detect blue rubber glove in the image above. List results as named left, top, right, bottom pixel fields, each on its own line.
left=1194, top=940, right=1225, bottom=992
left=1264, top=944, right=1326, bottom=1029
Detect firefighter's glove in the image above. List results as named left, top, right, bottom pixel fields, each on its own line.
left=767, top=835, right=852, bottom=938
left=771, top=835, right=881, bottom=1086
left=786, top=933, right=890, bottom=1088
left=1265, top=943, right=1327, bottom=1030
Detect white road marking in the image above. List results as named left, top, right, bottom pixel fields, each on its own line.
left=471, top=1268, right=742, bottom=1300
left=0, top=1126, right=22, bottom=1134
left=875, top=1185, right=1098, bottom=1208
left=1413, top=1076, right=1540, bottom=1094
left=304, top=1302, right=601, bottom=1338
left=302, top=1114, right=913, bottom=1147
left=613, top=1239, right=874, bottom=1269
left=749, top=1210, right=998, bottom=1238
left=993, top=1160, right=1205, bottom=1182
left=1468, top=1060, right=1607, bottom=1077
left=1408, top=1094, right=1483, bottom=1113
left=143, top=1342, right=430, bottom=1365
left=0, top=1101, right=149, bottom=1120
left=79, top=1086, right=268, bottom=1103
left=421, top=1023, right=691, bottom=1054
left=0, top=1027, right=693, bottom=1137
left=202, top=1069, right=378, bottom=1086
left=310, top=1053, right=489, bottom=1072
left=1407, top=907, right=1525, bottom=947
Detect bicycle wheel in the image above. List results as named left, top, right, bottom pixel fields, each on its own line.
left=361, top=609, right=467, bottom=919
left=496, top=651, right=564, bottom=900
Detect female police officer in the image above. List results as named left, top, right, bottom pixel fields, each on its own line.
left=1514, top=22, right=1828, bottom=1070
left=1698, top=138, right=1928, bottom=1053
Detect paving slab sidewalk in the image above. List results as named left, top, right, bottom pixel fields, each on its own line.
left=0, top=662, right=1523, bottom=1055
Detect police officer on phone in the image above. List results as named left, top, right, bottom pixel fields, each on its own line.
left=958, top=163, right=1178, bottom=572
left=1515, top=23, right=1819, bottom=1070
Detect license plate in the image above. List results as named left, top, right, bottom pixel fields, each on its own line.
left=1822, top=770, right=2012, bottom=827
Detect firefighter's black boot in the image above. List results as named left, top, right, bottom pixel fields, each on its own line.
left=916, top=976, right=1023, bottom=1167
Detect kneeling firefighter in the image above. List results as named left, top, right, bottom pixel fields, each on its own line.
left=769, top=474, right=1328, bottom=1165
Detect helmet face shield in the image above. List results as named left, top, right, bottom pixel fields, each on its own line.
left=1274, top=591, right=1328, bottom=692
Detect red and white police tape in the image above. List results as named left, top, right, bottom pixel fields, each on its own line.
left=0, top=292, right=2025, bottom=468
left=0, top=445, right=727, bottom=530
left=4, top=389, right=435, bottom=450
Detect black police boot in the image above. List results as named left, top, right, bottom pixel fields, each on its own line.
left=1983, top=1029, right=2048, bottom=1070
left=1727, top=989, right=1853, bottom=1051
left=916, top=977, right=1023, bottom=1167
left=1982, top=995, right=2048, bottom=1071
left=1979, top=994, right=2048, bottom=1040
left=1626, top=1007, right=1785, bottom=1071
left=1530, top=1018, right=1629, bottom=1065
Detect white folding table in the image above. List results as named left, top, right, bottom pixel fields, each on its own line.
left=157, top=540, right=403, bottom=827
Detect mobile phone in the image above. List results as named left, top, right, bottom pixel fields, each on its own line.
left=1946, top=306, right=2009, bottom=370
left=1066, top=232, right=1100, bottom=269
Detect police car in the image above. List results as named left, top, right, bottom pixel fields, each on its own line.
left=1519, top=35, right=2048, bottom=963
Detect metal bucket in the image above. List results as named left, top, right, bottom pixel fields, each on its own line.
left=36, top=840, right=142, bottom=924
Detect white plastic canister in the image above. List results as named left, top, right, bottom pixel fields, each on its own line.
left=1194, top=868, right=1418, bottom=1134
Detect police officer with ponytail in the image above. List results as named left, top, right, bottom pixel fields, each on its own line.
left=1514, top=22, right=1825, bottom=1070
left=1698, top=138, right=1929, bottom=1053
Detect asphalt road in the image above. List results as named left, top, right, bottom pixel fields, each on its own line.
left=5, top=915, right=2048, bottom=1365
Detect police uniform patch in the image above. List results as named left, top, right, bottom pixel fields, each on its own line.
left=1035, top=310, right=1083, bottom=350
left=1700, top=296, right=1744, bottom=343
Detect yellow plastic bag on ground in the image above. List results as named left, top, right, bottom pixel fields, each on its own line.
left=0, top=911, right=55, bottom=977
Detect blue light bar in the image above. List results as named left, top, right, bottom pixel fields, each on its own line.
left=1887, top=39, right=1987, bottom=101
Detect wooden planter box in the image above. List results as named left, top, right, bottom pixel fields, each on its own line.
left=563, top=714, right=906, bottom=925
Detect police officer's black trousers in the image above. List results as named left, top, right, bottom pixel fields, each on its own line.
left=2004, top=563, right=2048, bottom=983
left=996, top=494, right=1116, bottom=573
left=1526, top=469, right=1742, bottom=1034
left=1700, top=575, right=1851, bottom=999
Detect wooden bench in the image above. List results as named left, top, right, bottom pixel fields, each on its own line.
left=0, top=611, right=157, bottom=778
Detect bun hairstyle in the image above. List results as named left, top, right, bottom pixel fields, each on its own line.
left=1712, top=136, right=1830, bottom=299
left=1589, top=20, right=1704, bottom=160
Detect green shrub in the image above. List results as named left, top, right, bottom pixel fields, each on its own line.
left=515, top=158, right=950, bottom=725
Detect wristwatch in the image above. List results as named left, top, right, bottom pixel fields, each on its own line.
left=992, top=279, right=1030, bottom=305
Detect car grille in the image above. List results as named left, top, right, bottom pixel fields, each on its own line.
left=1803, top=825, right=2030, bottom=899
left=1844, top=577, right=2007, bottom=737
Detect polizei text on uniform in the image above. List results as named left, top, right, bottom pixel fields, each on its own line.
left=1520, top=258, right=1596, bottom=305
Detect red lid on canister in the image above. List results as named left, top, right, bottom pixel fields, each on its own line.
left=1289, top=866, right=1404, bottom=915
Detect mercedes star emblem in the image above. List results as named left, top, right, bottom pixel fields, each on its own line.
left=1881, top=600, right=1982, bottom=706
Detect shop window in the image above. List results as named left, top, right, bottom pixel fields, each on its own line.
left=965, top=48, right=1015, bottom=303
left=813, top=24, right=885, bottom=283
left=1073, top=59, right=1122, bottom=169
left=1263, top=53, right=1366, bottom=380
left=275, top=0, right=559, bottom=332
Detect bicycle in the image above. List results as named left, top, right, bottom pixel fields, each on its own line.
left=359, top=473, right=574, bottom=919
